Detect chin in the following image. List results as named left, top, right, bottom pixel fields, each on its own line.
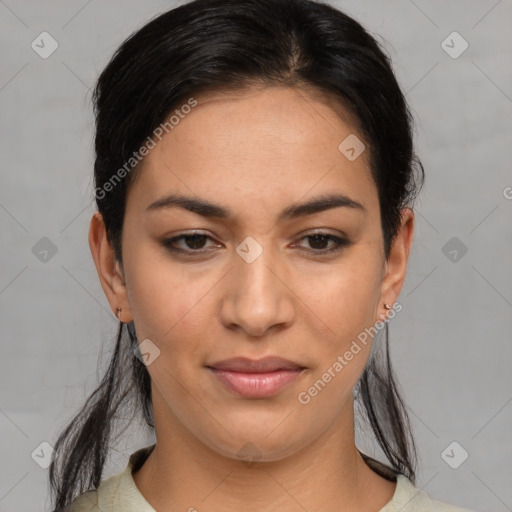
left=196, top=422, right=310, bottom=464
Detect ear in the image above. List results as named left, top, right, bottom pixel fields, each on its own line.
left=88, top=211, right=133, bottom=323
left=377, top=207, right=415, bottom=320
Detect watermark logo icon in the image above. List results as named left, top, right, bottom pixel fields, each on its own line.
left=441, top=236, right=468, bottom=263
left=31, top=441, right=55, bottom=469
left=237, top=442, right=262, bottom=467
left=32, top=237, right=58, bottom=263
left=441, top=32, right=468, bottom=59
left=441, top=441, right=469, bottom=469
left=134, top=339, right=161, bottom=366
left=338, top=134, right=365, bottom=161
left=236, top=236, right=263, bottom=264
left=31, top=32, right=59, bottom=59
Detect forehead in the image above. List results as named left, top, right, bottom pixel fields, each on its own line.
left=126, top=85, right=378, bottom=221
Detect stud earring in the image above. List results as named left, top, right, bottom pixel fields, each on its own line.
left=384, top=303, right=392, bottom=310
left=116, top=307, right=122, bottom=322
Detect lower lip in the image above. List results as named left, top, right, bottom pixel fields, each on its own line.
left=208, top=368, right=304, bottom=398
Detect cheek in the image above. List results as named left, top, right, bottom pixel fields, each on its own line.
left=298, top=246, right=383, bottom=343
left=123, top=243, right=218, bottom=356
left=295, top=256, right=382, bottom=409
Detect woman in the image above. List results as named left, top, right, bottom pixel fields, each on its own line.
left=49, top=0, right=474, bottom=510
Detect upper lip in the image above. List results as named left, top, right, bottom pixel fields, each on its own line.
left=207, top=356, right=305, bottom=373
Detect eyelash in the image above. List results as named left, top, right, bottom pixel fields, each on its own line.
left=160, top=231, right=351, bottom=257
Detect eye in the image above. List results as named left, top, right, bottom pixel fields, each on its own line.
left=294, top=232, right=351, bottom=255
left=160, top=231, right=219, bottom=254
left=160, top=230, right=351, bottom=257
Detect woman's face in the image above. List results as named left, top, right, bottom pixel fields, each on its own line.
left=94, top=85, right=413, bottom=462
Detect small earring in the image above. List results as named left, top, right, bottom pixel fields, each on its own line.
left=384, top=303, right=392, bottom=310
left=116, top=307, right=122, bottom=321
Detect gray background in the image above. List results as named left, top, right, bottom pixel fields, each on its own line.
left=1, top=1, right=511, bottom=511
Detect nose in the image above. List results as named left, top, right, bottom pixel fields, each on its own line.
left=219, top=243, right=295, bottom=338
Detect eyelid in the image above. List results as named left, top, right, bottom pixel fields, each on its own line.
left=296, top=227, right=349, bottom=239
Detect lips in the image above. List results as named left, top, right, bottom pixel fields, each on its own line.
left=207, top=356, right=306, bottom=398
left=208, top=356, right=304, bottom=373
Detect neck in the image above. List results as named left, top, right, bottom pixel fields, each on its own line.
left=133, top=390, right=396, bottom=512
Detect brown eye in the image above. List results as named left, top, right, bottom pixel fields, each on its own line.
left=296, top=233, right=351, bottom=255
left=179, top=234, right=208, bottom=250
left=161, top=232, right=219, bottom=254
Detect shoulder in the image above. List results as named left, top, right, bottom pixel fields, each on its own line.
left=62, top=470, right=124, bottom=512
left=380, top=474, right=476, bottom=512
left=61, top=445, right=156, bottom=512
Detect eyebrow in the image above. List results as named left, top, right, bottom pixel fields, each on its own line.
left=145, top=192, right=367, bottom=221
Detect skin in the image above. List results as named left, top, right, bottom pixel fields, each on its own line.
left=89, top=85, right=414, bottom=512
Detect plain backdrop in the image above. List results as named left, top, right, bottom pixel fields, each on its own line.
left=1, top=1, right=511, bottom=511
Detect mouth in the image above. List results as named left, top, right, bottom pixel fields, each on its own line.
left=206, top=356, right=307, bottom=398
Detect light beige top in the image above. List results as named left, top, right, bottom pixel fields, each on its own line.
left=64, top=445, right=474, bottom=512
